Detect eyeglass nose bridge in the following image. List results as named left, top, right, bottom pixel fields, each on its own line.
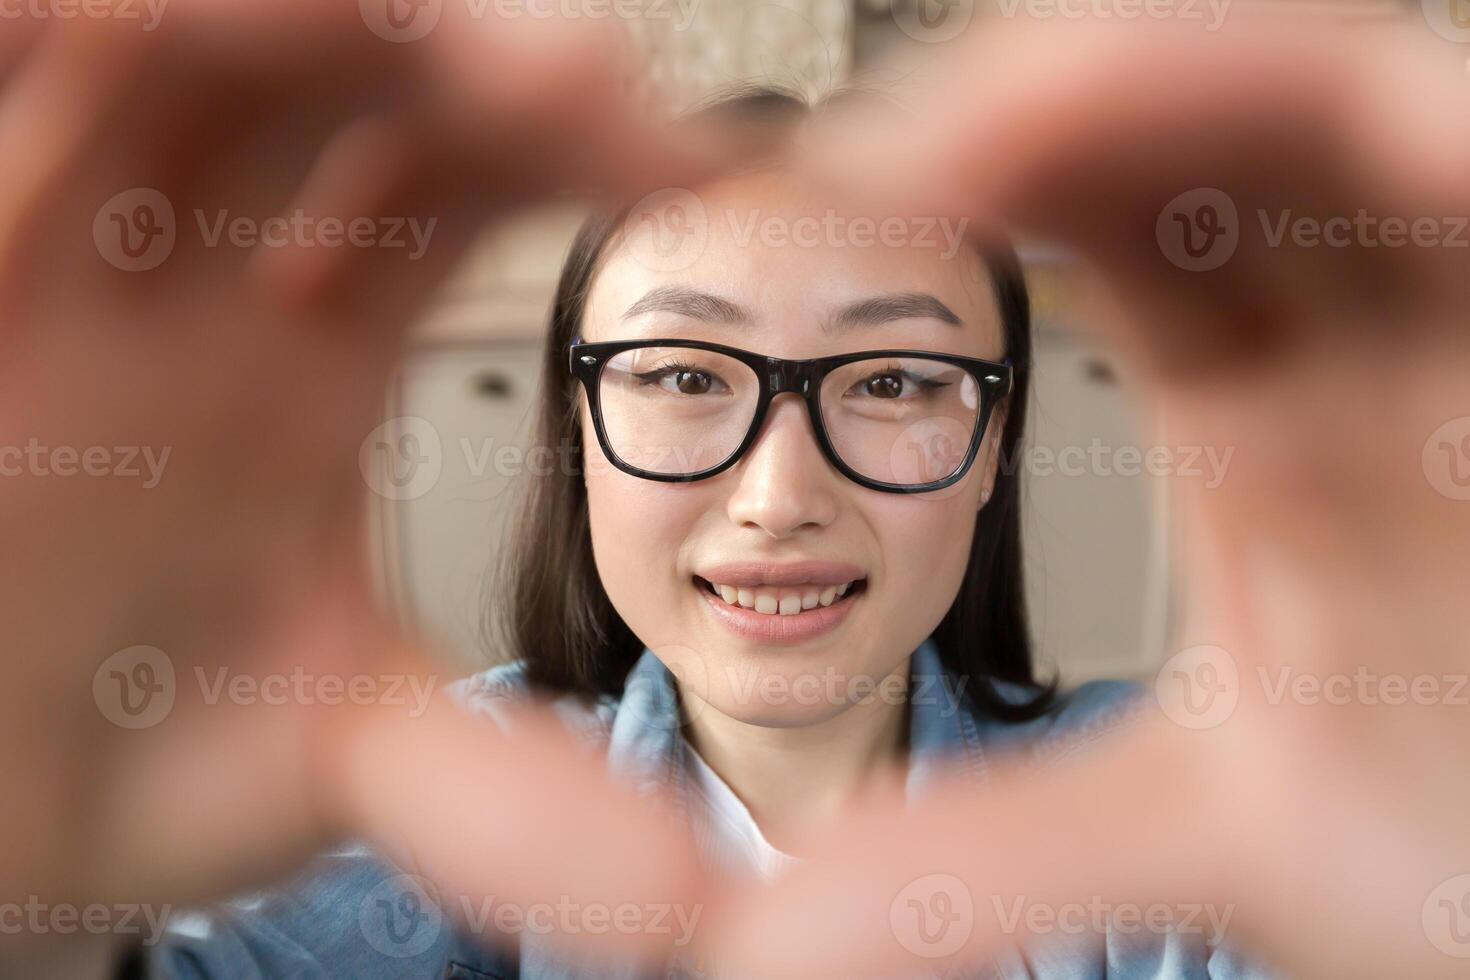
left=763, top=356, right=816, bottom=398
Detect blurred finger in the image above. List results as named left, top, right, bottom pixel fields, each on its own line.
left=0, top=20, right=149, bottom=304
left=803, top=16, right=1470, bottom=378
left=712, top=721, right=1233, bottom=979
left=2, top=3, right=738, bottom=319
left=332, top=646, right=706, bottom=966
left=0, top=11, right=46, bottom=80
left=252, top=33, right=738, bottom=313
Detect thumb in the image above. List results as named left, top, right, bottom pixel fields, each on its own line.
left=324, top=641, right=708, bottom=966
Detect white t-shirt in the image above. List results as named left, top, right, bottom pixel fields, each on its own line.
left=681, top=741, right=800, bottom=883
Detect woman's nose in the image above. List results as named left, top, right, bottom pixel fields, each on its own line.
left=724, top=394, right=840, bottom=538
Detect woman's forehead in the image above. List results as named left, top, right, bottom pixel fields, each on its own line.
left=584, top=173, right=1001, bottom=353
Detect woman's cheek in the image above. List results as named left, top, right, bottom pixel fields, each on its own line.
left=870, top=494, right=979, bottom=642
left=584, top=469, right=702, bottom=643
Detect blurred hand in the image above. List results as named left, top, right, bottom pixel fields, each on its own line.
left=714, top=14, right=1470, bottom=980
left=0, top=0, right=718, bottom=958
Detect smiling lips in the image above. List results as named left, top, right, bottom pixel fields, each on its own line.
left=692, top=560, right=866, bottom=643
left=702, top=579, right=854, bottom=615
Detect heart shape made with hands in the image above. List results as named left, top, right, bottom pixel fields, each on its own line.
left=2, top=8, right=1468, bottom=980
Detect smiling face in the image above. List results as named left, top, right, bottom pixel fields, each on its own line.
left=576, top=170, right=1009, bottom=728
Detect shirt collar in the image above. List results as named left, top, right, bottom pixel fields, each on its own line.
left=607, top=637, right=990, bottom=801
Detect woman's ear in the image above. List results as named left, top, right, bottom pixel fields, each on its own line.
left=977, top=400, right=1010, bottom=510
left=573, top=395, right=601, bottom=490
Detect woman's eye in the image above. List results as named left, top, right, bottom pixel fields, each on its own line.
left=850, top=370, right=945, bottom=399
left=864, top=373, right=904, bottom=399
left=670, top=370, right=713, bottom=394
left=637, top=365, right=727, bottom=395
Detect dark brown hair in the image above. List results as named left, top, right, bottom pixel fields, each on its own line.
left=486, top=85, right=1056, bottom=723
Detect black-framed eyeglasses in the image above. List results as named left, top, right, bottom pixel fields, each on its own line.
left=568, top=337, right=1012, bottom=494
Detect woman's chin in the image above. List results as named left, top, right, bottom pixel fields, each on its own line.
left=685, top=657, right=899, bottom=730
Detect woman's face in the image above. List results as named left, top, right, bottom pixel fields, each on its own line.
left=578, top=171, right=1008, bottom=728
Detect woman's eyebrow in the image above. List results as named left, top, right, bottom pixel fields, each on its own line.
left=829, top=293, right=963, bottom=331
left=620, top=286, right=964, bottom=331
left=622, top=286, right=749, bottom=324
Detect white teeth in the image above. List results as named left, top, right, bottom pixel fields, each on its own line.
left=704, top=580, right=862, bottom=615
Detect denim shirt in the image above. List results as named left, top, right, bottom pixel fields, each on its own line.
left=147, top=640, right=1279, bottom=980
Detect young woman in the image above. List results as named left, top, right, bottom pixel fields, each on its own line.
left=131, top=87, right=1278, bottom=980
